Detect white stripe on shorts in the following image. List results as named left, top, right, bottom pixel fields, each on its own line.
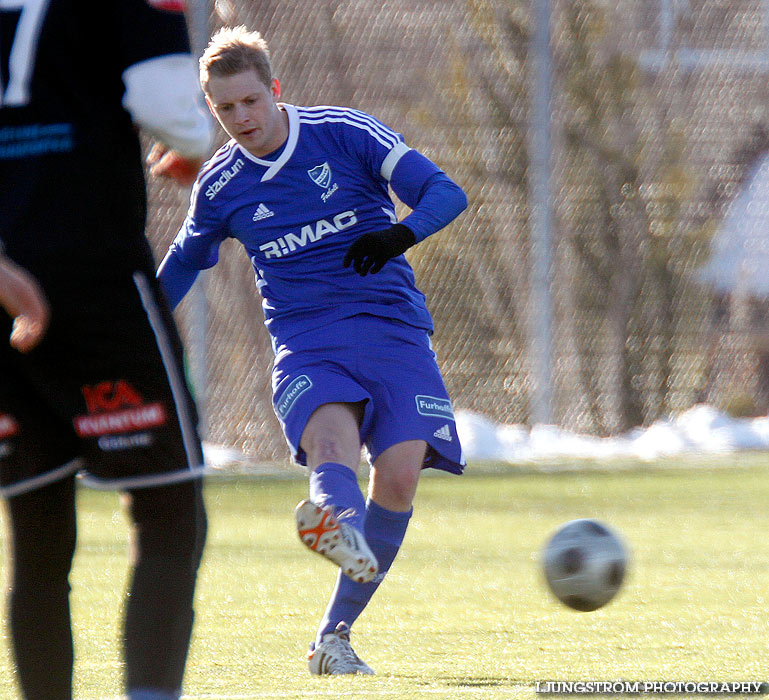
left=132, top=271, right=202, bottom=475
left=79, top=464, right=208, bottom=491
left=0, top=458, right=81, bottom=499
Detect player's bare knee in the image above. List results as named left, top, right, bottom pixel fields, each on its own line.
left=306, top=435, right=351, bottom=465
left=371, top=467, right=420, bottom=511
left=393, top=473, right=420, bottom=507
left=302, top=421, right=360, bottom=466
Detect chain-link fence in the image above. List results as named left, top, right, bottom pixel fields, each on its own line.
left=145, top=0, right=769, bottom=463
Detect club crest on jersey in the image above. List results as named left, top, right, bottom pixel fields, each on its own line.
left=308, top=162, right=339, bottom=202
left=308, top=162, right=332, bottom=188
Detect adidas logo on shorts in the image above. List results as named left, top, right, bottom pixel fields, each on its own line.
left=252, top=203, right=275, bottom=221
left=433, top=424, right=452, bottom=441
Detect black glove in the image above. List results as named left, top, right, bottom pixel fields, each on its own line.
left=343, top=224, right=416, bottom=276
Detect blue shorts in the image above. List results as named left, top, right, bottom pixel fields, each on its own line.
left=271, top=315, right=465, bottom=474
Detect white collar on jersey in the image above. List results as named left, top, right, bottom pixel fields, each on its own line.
left=235, top=103, right=299, bottom=182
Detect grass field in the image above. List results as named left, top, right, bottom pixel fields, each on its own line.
left=1, top=458, right=768, bottom=699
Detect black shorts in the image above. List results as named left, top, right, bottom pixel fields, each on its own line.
left=0, top=266, right=205, bottom=497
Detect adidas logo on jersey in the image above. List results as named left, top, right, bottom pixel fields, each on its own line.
left=433, top=424, right=453, bottom=442
left=252, top=203, right=275, bottom=221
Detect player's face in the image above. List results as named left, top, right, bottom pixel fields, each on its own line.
left=206, top=70, right=288, bottom=157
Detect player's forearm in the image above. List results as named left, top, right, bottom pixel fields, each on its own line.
left=0, top=255, right=50, bottom=352
left=399, top=174, right=468, bottom=243
left=344, top=152, right=468, bottom=276
left=157, top=250, right=200, bottom=310
left=388, top=149, right=468, bottom=242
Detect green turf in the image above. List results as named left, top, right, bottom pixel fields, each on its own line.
left=1, top=460, right=768, bottom=699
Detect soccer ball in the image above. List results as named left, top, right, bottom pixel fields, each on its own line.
left=541, top=519, right=627, bottom=612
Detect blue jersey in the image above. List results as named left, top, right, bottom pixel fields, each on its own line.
left=169, top=103, right=451, bottom=343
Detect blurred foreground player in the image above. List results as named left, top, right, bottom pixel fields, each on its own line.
left=158, top=26, right=468, bottom=675
left=0, top=1, right=214, bottom=699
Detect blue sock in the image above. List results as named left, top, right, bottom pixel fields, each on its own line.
left=316, top=499, right=412, bottom=643
left=309, top=462, right=367, bottom=531
left=128, top=689, right=179, bottom=700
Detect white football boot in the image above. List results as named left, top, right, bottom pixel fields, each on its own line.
left=308, top=622, right=375, bottom=675
left=295, top=500, right=378, bottom=583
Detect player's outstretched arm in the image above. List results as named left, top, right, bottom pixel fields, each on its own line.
left=343, top=149, right=468, bottom=276
left=0, top=256, right=50, bottom=352
left=389, top=150, right=468, bottom=241
left=157, top=249, right=201, bottom=310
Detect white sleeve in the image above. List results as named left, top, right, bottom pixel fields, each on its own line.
left=122, top=53, right=215, bottom=159
left=380, top=141, right=411, bottom=181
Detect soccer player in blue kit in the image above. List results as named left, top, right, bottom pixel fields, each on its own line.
left=158, top=25, right=468, bottom=675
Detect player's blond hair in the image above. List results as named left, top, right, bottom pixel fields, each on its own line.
left=199, top=26, right=273, bottom=93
